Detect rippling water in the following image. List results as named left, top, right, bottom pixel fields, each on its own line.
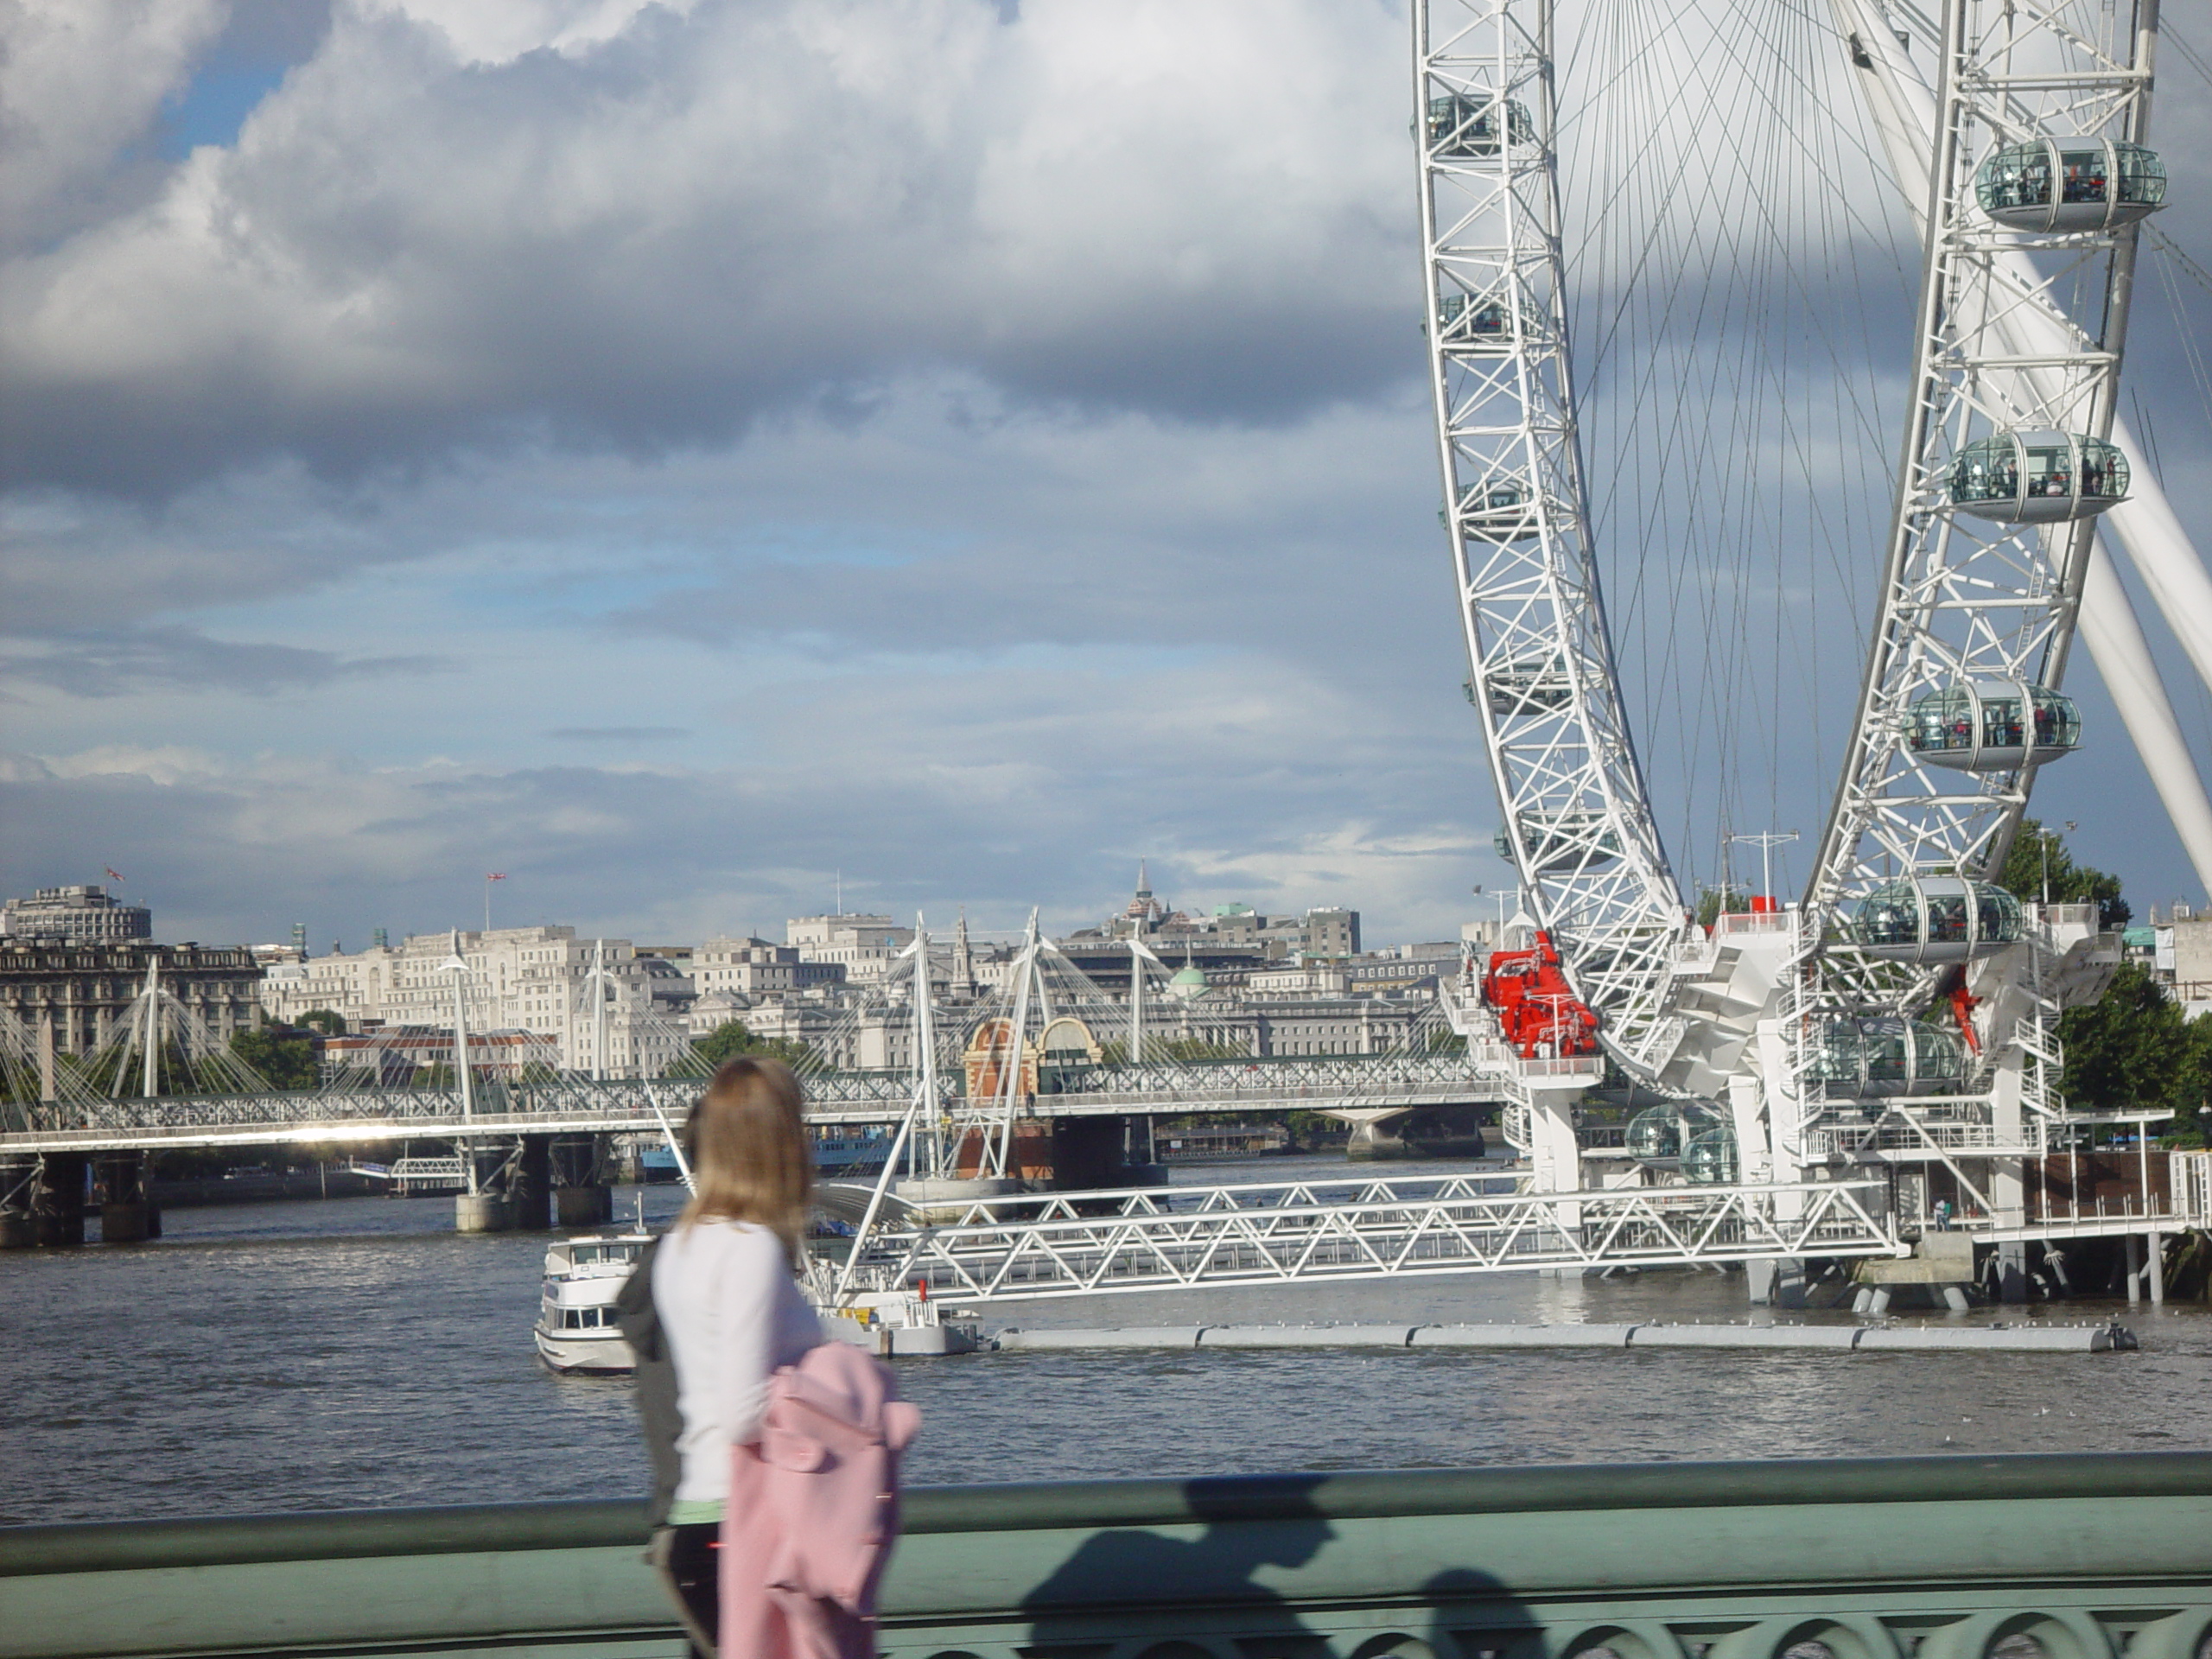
left=3, top=1159, right=2204, bottom=1527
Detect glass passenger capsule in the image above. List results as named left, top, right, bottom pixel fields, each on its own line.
left=1949, top=430, right=2128, bottom=524
left=1426, top=94, right=1534, bottom=158
left=1495, top=810, right=1623, bottom=873
left=1975, top=138, right=2166, bottom=233
left=1809, top=1016, right=1969, bottom=1103
left=1681, top=1124, right=1738, bottom=1185
left=1904, top=680, right=2080, bottom=772
left=1457, top=480, right=1539, bottom=542
left=1850, top=877, right=2024, bottom=963
left=1437, top=291, right=1540, bottom=347
left=1625, top=1098, right=1721, bottom=1165
left=1477, top=655, right=1574, bottom=718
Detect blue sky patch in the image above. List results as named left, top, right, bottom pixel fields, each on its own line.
left=159, top=63, right=289, bottom=159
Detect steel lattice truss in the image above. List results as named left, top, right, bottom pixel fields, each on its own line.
left=0, top=1052, right=1516, bottom=1154
left=1417, top=0, right=1685, bottom=1075
left=847, top=1173, right=1898, bottom=1301
left=1808, top=0, right=2155, bottom=991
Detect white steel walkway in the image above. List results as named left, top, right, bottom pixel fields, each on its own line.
left=838, top=1174, right=1903, bottom=1303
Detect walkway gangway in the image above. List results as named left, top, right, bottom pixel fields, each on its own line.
left=836, top=1173, right=1902, bottom=1303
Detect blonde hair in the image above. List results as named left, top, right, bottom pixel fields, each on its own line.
left=678, top=1058, right=812, bottom=1264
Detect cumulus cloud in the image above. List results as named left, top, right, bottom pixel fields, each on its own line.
left=3, top=0, right=1413, bottom=495
left=3, top=0, right=2209, bottom=945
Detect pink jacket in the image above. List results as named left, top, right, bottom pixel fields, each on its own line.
left=721, top=1342, right=921, bottom=1659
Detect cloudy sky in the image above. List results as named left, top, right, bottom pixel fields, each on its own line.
left=4, top=0, right=2210, bottom=951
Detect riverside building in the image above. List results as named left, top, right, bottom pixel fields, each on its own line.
left=2, top=884, right=152, bottom=944
left=0, top=885, right=259, bottom=1059
left=257, top=926, right=694, bottom=1078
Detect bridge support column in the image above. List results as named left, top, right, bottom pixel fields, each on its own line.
left=33, top=1153, right=87, bottom=1248
left=0, top=1157, right=35, bottom=1248
left=455, top=1192, right=516, bottom=1233
left=509, top=1136, right=553, bottom=1231
left=1745, top=1257, right=1806, bottom=1308
left=1987, top=1059, right=2030, bottom=1302
left=1522, top=1086, right=1583, bottom=1214
left=550, top=1135, right=614, bottom=1229
left=556, top=1185, right=614, bottom=1228
left=97, top=1153, right=156, bottom=1245
left=2123, top=1233, right=2142, bottom=1303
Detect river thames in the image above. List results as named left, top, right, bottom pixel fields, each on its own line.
left=3, top=1160, right=2204, bottom=1527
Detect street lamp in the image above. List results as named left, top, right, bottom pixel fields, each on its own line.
left=2038, top=821, right=2079, bottom=906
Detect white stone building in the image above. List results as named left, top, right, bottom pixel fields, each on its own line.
left=787, top=915, right=915, bottom=983
left=257, top=925, right=695, bottom=1077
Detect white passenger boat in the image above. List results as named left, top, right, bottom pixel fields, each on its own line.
left=534, top=1230, right=652, bottom=1374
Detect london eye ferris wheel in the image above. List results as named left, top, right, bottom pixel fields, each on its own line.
left=1420, top=0, right=2202, bottom=1250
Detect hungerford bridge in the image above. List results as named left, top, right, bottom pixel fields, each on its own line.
left=10, top=0, right=2212, bottom=1300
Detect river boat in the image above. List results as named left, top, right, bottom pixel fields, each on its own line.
left=534, top=1228, right=979, bottom=1370
left=534, top=1229, right=652, bottom=1374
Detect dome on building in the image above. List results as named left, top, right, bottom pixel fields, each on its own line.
left=1168, top=966, right=1211, bottom=1000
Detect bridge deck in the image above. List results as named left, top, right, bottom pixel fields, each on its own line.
left=0, top=1057, right=1513, bottom=1154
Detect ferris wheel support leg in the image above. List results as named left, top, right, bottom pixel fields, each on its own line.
left=1726, top=1075, right=1770, bottom=1187
left=2079, top=543, right=2212, bottom=898
left=1985, top=1060, right=2030, bottom=1303
left=1522, top=1085, right=1584, bottom=1225
left=1745, top=1022, right=1809, bottom=1307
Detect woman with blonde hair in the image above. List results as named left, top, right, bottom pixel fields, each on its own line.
left=651, top=1057, right=825, bottom=1656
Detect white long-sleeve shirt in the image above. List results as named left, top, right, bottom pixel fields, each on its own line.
left=653, top=1219, right=823, bottom=1513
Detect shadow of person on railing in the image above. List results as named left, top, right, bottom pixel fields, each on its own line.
left=1017, top=1473, right=1338, bottom=1658
left=1421, top=1566, right=1546, bottom=1659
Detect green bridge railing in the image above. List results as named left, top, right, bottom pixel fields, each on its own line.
left=2, top=1454, right=2207, bottom=1659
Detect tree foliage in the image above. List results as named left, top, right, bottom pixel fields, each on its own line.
left=1694, top=886, right=1751, bottom=929
left=690, top=1020, right=812, bottom=1071
left=229, top=1027, right=320, bottom=1091
left=299, top=1008, right=348, bottom=1036
left=1158, top=1037, right=1250, bottom=1064
left=1974, top=819, right=2210, bottom=1139
left=1997, top=817, right=2129, bottom=927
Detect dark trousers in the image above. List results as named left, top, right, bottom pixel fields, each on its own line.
left=649, top=1523, right=721, bottom=1659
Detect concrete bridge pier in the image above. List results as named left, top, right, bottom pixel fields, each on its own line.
left=1, top=1156, right=38, bottom=1247
left=551, top=1134, right=614, bottom=1230
left=1049, top=1117, right=1163, bottom=1191
left=508, top=1135, right=554, bottom=1231
left=96, top=1153, right=157, bottom=1245
left=33, top=1153, right=88, bottom=1247
left=454, top=1191, right=516, bottom=1233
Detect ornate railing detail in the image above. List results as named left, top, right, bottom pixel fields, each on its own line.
left=2, top=1456, right=2206, bottom=1659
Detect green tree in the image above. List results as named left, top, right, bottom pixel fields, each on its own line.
left=2167, top=1014, right=2212, bottom=1147
left=229, top=1027, right=320, bottom=1091
left=1997, top=817, right=2129, bottom=927
left=1159, top=1037, right=1249, bottom=1064
left=690, top=1020, right=812, bottom=1071
left=300, top=1009, right=348, bottom=1036
left=2057, top=963, right=2186, bottom=1113
left=1694, top=886, right=1750, bottom=929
